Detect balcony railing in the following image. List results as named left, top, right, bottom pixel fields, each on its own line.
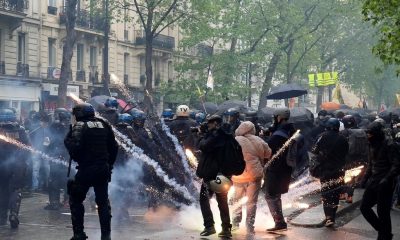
left=76, top=70, right=85, bottom=81
left=135, top=32, right=175, bottom=50
left=89, top=71, right=99, bottom=84
left=16, top=62, right=29, bottom=77
left=0, top=61, right=5, bottom=74
left=59, top=7, right=104, bottom=32
left=0, top=0, right=28, bottom=13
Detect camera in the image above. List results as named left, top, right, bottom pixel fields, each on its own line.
left=190, top=122, right=208, bottom=133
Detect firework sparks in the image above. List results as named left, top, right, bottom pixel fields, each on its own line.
left=264, top=130, right=301, bottom=170
left=185, top=149, right=198, bottom=168
left=68, top=93, right=84, bottom=104
left=0, top=134, right=68, bottom=167
left=110, top=73, right=132, bottom=99
left=344, top=165, right=364, bottom=183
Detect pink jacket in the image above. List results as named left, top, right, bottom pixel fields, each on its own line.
left=232, top=121, right=271, bottom=183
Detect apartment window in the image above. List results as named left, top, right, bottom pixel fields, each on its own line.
left=48, top=38, right=56, bottom=67
left=77, top=44, right=84, bottom=70
left=18, top=33, right=26, bottom=63
left=49, top=0, right=57, bottom=7
left=90, top=46, right=97, bottom=66
left=124, top=53, right=129, bottom=75
left=168, top=61, right=173, bottom=80
left=139, top=57, right=145, bottom=75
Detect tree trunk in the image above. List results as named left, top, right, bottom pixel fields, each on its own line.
left=316, top=86, right=324, bottom=112
left=144, top=11, right=154, bottom=114
left=58, top=0, right=78, bottom=107
left=258, top=51, right=281, bottom=110
left=248, top=63, right=252, bottom=107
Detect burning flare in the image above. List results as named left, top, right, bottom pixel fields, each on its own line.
left=185, top=149, right=198, bottom=168
left=68, top=93, right=84, bottom=104
left=344, top=165, right=364, bottom=183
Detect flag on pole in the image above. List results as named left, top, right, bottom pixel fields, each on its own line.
left=206, top=70, right=214, bottom=90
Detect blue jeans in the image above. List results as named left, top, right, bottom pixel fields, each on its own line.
left=232, top=180, right=261, bottom=230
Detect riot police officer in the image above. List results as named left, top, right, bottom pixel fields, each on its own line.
left=168, top=105, right=197, bottom=148
left=99, top=97, right=119, bottom=125
left=0, top=108, right=30, bottom=228
left=223, top=108, right=241, bottom=135
left=64, top=103, right=118, bottom=240
left=44, top=108, right=71, bottom=210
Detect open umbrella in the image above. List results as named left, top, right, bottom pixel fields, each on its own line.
left=195, top=102, right=218, bottom=114
left=216, top=100, right=247, bottom=115
left=257, top=107, right=275, bottom=124
left=321, top=102, right=340, bottom=111
left=290, top=107, right=314, bottom=123
left=266, top=83, right=308, bottom=100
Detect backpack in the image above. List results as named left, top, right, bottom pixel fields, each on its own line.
left=219, top=135, right=246, bottom=176
left=272, top=130, right=300, bottom=168
left=347, top=129, right=368, bottom=161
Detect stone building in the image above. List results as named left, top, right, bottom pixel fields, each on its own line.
left=0, top=0, right=180, bottom=119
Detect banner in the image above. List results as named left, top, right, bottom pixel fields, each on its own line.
left=308, top=72, right=339, bottom=87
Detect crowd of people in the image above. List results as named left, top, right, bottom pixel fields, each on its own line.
left=0, top=98, right=400, bottom=240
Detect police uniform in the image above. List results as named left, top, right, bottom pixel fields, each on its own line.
left=64, top=104, right=118, bottom=240
left=0, top=121, right=30, bottom=228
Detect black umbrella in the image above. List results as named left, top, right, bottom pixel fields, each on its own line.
left=216, top=100, right=247, bottom=115
left=266, top=83, right=307, bottom=100
left=290, top=107, right=314, bottom=123
left=195, top=102, right=218, bottom=114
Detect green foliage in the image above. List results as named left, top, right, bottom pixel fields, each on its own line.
left=363, top=0, right=400, bottom=72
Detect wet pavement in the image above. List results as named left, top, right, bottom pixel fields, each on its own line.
left=1, top=192, right=400, bottom=240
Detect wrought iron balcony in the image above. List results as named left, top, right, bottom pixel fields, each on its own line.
left=0, top=61, right=5, bottom=74
left=59, top=7, right=104, bottom=32
left=0, top=0, right=28, bottom=13
left=135, top=32, right=175, bottom=50
left=89, top=71, right=100, bottom=84
left=16, top=62, right=29, bottom=77
left=76, top=70, right=86, bottom=82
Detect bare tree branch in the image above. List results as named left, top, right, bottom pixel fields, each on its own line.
left=155, top=13, right=185, bottom=37
left=151, top=0, right=178, bottom=35
left=133, top=0, right=147, bottom=29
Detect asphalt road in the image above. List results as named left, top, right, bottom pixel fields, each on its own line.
left=0, top=193, right=399, bottom=240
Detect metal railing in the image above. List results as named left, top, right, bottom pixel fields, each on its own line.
left=135, top=31, right=175, bottom=50
left=0, top=0, right=28, bottom=13
left=60, top=7, right=104, bottom=32
left=16, top=62, right=29, bottom=77
left=0, top=61, right=5, bottom=74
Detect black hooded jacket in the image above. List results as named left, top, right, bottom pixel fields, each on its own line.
left=196, top=127, right=230, bottom=181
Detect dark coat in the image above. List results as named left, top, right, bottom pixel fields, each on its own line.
left=311, top=130, right=349, bottom=182
left=364, top=138, right=400, bottom=186
left=264, top=123, right=295, bottom=195
left=168, top=116, right=198, bottom=148
left=196, top=128, right=230, bottom=181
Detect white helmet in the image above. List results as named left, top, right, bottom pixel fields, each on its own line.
left=176, top=105, right=190, bottom=117
left=208, top=174, right=232, bottom=193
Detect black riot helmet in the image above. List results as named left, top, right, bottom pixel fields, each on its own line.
left=342, top=115, right=356, bottom=129
left=54, top=108, right=71, bottom=122
left=325, top=118, right=340, bottom=132
left=72, top=103, right=95, bottom=121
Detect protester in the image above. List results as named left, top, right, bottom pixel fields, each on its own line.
left=64, top=103, right=118, bottom=240
left=231, top=121, right=271, bottom=235
left=196, top=115, right=233, bottom=238
left=263, top=107, right=295, bottom=232
left=310, top=118, right=349, bottom=227
left=360, top=122, right=400, bottom=240
left=168, top=105, right=197, bottom=148
left=340, top=115, right=369, bottom=203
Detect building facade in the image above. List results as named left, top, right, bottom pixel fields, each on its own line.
left=0, top=0, right=180, bottom=119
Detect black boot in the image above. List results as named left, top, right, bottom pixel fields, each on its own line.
left=218, top=227, right=232, bottom=238
left=200, top=226, right=216, bottom=236
left=70, top=232, right=88, bottom=240
left=9, top=214, right=19, bottom=229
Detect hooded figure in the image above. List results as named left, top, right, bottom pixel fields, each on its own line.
left=231, top=121, right=271, bottom=234
left=360, top=122, right=400, bottom=240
